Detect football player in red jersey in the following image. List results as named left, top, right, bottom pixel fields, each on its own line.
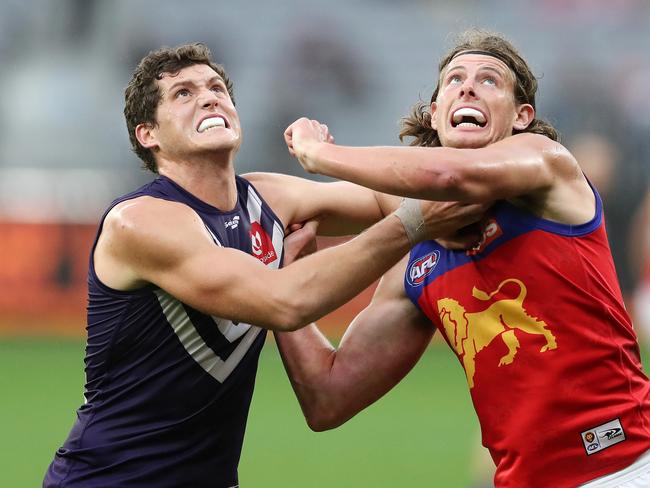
left=277, top=29, right=650, bottom=487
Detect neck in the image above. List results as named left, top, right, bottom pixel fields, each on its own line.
left=157, top=155, right=238, bottom=211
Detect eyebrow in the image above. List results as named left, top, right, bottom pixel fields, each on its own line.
left=445, top=64, right=508, bottom=78
left=165, top=76, right=226, bottom=93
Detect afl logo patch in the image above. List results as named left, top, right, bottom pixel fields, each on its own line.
left=407, top=250, right=440, bottom=286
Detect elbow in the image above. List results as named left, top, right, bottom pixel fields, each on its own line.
left=302, top=393, right=353, bottom=431
left=284, top=303, right=314, bottom=331
left=425, top=168, right=489, bottom=202
left=431, top=169, right=466, bottom=199
left=304, top=408, right=348, bottom=432
left=307, top=419, right=338, bottom=433
left=264, top=292, right=313, bottom=332
left=402, top=166, right=465, bottom=200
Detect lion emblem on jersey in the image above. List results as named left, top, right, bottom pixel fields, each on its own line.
left=437, top=278, right=557, bottom=388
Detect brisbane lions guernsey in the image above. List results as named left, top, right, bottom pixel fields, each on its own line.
left=44, top=175, right=284, bottom=488
left=405, top=186, right=650, bottom=488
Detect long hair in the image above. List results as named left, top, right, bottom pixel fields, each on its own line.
left=399, top=30, right=559, bottom=147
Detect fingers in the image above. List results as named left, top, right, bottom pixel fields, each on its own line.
left=283, top=220, right=320, bottom=265
left=284, top=118, right=332, bottom=145
left=455, top=203, right=490, bottom=225
left=416, top=199, right=493, bottom=243
left=286, top=219, right=320, bottom=238
left=436, top=233, right=481, bottom=250
left=301, top=219, right=320, bottom=234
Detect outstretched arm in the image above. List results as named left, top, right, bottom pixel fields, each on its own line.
left=285, top=118, right=594, bottom=224
left=243, top=172, right=398, bottom=236
left=95, top=196, right=484, bottom=332
left=286, top=118, right=558, bottom=202
left=275, top=254, right=433, bottom=430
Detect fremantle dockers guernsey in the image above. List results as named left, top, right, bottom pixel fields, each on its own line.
left=44, top=175, right=284, bottom=488
left=405, top=185, right=650, bottom=488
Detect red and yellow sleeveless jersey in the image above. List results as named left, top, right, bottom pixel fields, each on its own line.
left=405, top=187, right=650, bottom=487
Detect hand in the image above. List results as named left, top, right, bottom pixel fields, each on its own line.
left=283, top=220, right=319, bottom=266
left=418, top=200, right=490, bottom=244
left=284, top=118, right=334, bottom=173
left=435, top=222, right=484, bottom=250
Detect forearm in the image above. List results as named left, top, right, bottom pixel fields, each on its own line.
left=275, top=305, right=432, bottom=429
left=155, top=210, right=419, bottom=332
left=275, top=325, right=392, bottom=431
left=275, top=256, right=435, bottom=430
left=274, top=326, right=344, bottom=430
left=244, top=172, right=388, bottom=236
left=301, top=143, right=462, bottom=200
left=268, top=214, right=411, bottom=329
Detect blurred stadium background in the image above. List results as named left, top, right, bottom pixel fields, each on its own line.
left=2, top=1, right=650, bottom=486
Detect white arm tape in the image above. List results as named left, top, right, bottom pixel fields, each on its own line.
left=393, top=198, right=425, bottom=245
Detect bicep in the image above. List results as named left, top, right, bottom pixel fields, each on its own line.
left=329, top=258, right=434, bottom=402
left=244, top=172, right=386, bottom=235
left=146, top=244, right=278, bottom=322
left=110, top=200, right=286, bottom=326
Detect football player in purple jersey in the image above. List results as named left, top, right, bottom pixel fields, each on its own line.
left=43, top=42, right=484, bottom=488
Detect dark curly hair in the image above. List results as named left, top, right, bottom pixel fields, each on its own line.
left=399, top=29, right=559, bottom=147
left=124, top=43, right=235, bottom=173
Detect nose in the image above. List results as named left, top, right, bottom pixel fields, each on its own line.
left=198, top=88, right=219, bottom=109
left=459, top=79, right=476, bottom=99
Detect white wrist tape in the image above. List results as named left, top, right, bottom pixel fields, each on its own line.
left=393, top=198, right=425, bottom=245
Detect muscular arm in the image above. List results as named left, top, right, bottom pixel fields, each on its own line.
left=95, top=196, right=480, bottom=332
left=243, top=172, right=398, bottom=236
left=287, top=119, right=595, bottom=224
left=275, top=256, right=434, bottom=430
left=296, top=133, right=557, bottom=202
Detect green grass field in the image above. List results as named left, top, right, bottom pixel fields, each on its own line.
left=0, top=338, right=483, bottom=487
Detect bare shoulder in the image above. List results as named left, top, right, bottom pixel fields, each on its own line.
left=103, top=196, right=212, bottom=265
left=512, top=133, right=579, bottom=175
left=242, top=171, right=306, bottom=192
left=96, top=196, right=217, bottom=290
left=240, top=171, right=285, bottom=186
left=510, top=134, right=593, bottom=222
left=106, top=196, right=204, bottom=241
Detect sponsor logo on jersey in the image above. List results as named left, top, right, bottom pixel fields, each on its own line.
left=250, top=221, right=277, bottom=265
left=599, top=428, right=623, bottom=441
left=467, top=218, right=503, bottom=256
left=437, top=278, right=557, bottom=388
left=225, top=215, right=240, bottom=230
left=581, top=418, right=626, bottom=456
left=407, top=250, right=440, bottom=286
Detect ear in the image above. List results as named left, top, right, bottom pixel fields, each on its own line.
left=513, top=104, right=535, bottom=131
left=135, top=123, right=158, bottom=150
left=429, top=102, right=439, bottom=131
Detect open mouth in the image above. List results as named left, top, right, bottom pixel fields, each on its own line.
left=451, top=107, right=487, bottom=128
left=197, top=115, right=229, bottom=133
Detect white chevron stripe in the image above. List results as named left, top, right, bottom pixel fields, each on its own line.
left=155, top=289, right=262, bottom=383
left=154, top=186, right=282, bottom=382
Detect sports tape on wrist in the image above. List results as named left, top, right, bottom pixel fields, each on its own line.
left=393, top=198, right=425, bottom=245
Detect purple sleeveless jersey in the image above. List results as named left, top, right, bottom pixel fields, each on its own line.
left=44, top=175, right=284, bottom=488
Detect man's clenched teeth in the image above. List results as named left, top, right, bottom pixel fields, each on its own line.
left=198, top=116, right=226, bottom=133
left=451, top=107, right=487, bottom=128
